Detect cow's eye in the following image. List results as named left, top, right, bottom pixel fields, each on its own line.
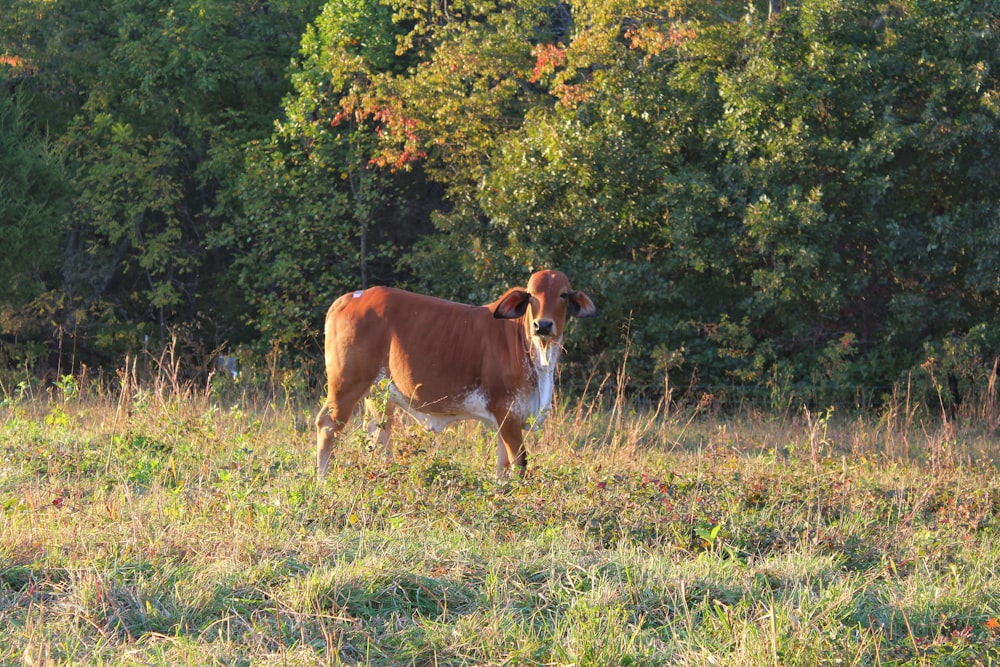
left=560, top=292, right=569, bottom=299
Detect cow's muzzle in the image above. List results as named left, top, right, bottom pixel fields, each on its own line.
left=533, top=319, right=554, bottom=337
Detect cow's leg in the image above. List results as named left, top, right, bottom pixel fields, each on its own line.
left=496, top=420, right=527, bottom=478
left=364, top=399, right=396, bottom=461
left=315, top=407, right=338, bottom=478
left=496, top=437, right=509, bottom=473
left=315, top=386, right=367, bottom=478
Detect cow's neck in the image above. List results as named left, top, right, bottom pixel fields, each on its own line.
left=520, top=327, right=560, bottom=429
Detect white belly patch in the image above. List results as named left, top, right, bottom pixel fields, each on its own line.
left=386, top=383, right=498, bottom=432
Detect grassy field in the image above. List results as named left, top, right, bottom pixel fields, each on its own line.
left=3, top=365, right=1000, bottom=666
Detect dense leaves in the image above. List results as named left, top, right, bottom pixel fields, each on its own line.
left=229, top=0, right=417, bottom=348
left=711, top=0, right=1000, bottom=400
left=0, top=91, right=69, bottom=363
left=2, top=0, right=323, bottom=360
left=2, top=0, right=999, bottom=405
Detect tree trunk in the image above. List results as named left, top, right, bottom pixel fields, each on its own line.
left=768, top=0, right=782, bottom=21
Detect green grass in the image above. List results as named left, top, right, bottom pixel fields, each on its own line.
left=3, top=374, right=1000, bottom=665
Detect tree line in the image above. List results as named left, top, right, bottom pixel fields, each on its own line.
left=2, top=0, right=999, bottom=407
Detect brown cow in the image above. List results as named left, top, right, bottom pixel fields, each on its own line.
left=314, top=270, right=597, bottom=477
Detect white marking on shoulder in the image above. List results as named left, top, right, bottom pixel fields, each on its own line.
left=353, top=290, right=363, bottom=298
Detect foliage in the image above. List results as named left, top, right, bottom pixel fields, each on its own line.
left=1, top=0, right=999, bottom=405
left=227, top=0, right=417, bottom=352
left=1, top=0, right=324, bottom=364
left=709, top=0, right=1000, bottom=402
left=358, top=0, right=1000, bottom=403
left=0, top=89, right=68, bottom=350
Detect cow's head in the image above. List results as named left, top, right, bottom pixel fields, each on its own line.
left=493, top=270, right=598, bottom=367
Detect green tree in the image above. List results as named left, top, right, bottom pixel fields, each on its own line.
left=390, top=0, right=725, bottom=387
left=4, top=0, right=998, bottom=406
left=229, top=0, right=421, bottom=351
left=0, top=87, right=69, bottom=364
left=712, top=0, right=1000, bottom=400
left=358, top=0, right=1000, bottom=402
left=1, top=0, right=322, bottom=360
left=346, top=0, right=572, bottom=300
left=478, top=15, right=683, bottom=379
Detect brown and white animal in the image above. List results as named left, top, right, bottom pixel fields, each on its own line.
left=314, top=269, right=597, bottom=477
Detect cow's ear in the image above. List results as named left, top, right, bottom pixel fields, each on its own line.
left=493, top=288, right=531, bottom=319
left=568, top=290, right=598, bottom=318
